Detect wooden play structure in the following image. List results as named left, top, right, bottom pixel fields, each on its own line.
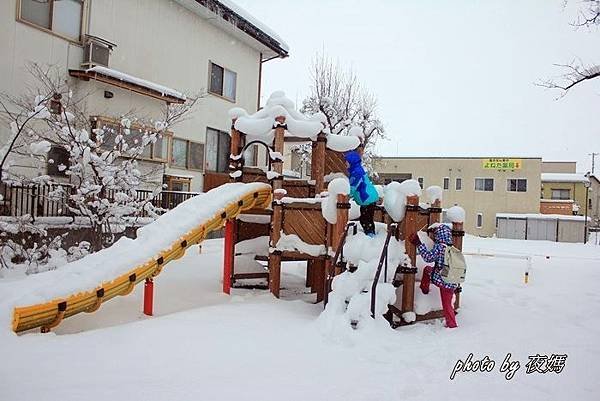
left=210, top=117, right=354, bottom=303
left=209, top=107, right=465, bottom=326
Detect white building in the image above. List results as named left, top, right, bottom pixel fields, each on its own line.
left=0, top=0, right=288, bottom=192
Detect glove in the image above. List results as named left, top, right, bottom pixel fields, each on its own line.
left=408, top=232, right=422, bottom=246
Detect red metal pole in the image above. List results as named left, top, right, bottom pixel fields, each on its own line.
left=144, top=278, right=154, bottom=316
left=223, top=220, right=235, bottom=295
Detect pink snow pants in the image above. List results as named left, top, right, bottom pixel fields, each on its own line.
left=420, top=266, right=458, bottom=328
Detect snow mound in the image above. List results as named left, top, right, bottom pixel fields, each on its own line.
left=383, top=179, right=422, bottom=222
left=447, top=205, right=466, bottom=223
left=425, top=185, right=443, bottom=204
left=322, top=178, right=350, bottom=224
left=233, top=92, right=324, bottom=141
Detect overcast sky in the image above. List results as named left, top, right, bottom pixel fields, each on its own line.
left=234, top=0, right=600, bottom=172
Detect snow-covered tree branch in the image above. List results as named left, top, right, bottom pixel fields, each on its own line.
left=538, top=1, right=600, bottom=95
left=0, top=63, right=201, bottom=251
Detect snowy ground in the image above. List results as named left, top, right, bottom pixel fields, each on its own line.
left=1, top=235, right=599, bottom=401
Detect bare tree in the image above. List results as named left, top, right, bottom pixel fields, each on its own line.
left=300, top=53, right=385, bottom=171
left=0, top=63, right=200, bottom=251
left=538, top=1, right=600, bottom=95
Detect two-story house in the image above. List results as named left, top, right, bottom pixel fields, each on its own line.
left=0, top=0, right=288, bottom=193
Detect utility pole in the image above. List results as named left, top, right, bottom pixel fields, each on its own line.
left=590, top=152, right=599, bottom=175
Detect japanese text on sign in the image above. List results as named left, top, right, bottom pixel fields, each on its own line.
left=483, top=158, right=522, bottom=170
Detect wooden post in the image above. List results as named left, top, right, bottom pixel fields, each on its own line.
left=229, top=118, right=242, bottom=181
left=268, top=190, right=284, bottom=298
left=313, top=259, right=326, bottom=303
left=333, top=193, right=349, bottom=275
left=311, top=133, right=326, bottom=194
left=452, top=221, right=465, bottom=310
left=223, top=220, right=235, bottom=295
left=272, top=116, right=285, bottom=191
left=143, top=278, right=154, bottom=316
left=429, top=199, right=441, bottom=226
left=401, top=195, right=420, bottom=314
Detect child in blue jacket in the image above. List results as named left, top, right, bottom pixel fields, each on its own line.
left=344, top=150, right=379, bottom=236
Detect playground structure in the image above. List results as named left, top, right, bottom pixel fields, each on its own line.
left=10, top=92, right=465, bottom=334
left=210, top=92, right=465, bottom=325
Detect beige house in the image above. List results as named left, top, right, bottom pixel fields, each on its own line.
left=0, top=0, right=287, bottom=192
left=540, top=161, right=590, bottom=218
left=372, top=157, right=542, bottom=236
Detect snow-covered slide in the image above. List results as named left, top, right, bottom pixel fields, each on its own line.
left=11, top=183, right=272, bottom=333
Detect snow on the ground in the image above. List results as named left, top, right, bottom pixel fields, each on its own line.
left=1, top=235, right=600, bottom=401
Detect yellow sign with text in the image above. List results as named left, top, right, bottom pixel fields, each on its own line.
left=483, top=158, right=522, bottom=170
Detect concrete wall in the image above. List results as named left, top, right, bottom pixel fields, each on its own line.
left=0, top=0, right=263, bottom=192
left=372, top=157, right=542, bottom=236
left=541, top=161, right=577, bottom=174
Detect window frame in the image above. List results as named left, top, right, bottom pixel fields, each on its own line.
left=92, top=116, right=171, bottom=163
left=476, top=213, right=483, bottom=228
left=205, top=127, right=231, bottom=173
left=443, top=177, right=450, bottom=190
left=474, top=177, right=495, bottom=192
left=170, top=137, right=205, bottom=172
left=208, top=61, right=237, bottom=102
left=506, top=178, right=528, bottom=193
left=455, top=177, right=462, bottom=191
left=17, top=0, right=86, bottom=44
left=551, top=188, right=571, bottom=200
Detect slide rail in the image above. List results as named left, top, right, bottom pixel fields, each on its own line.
left=12, top=185, right=272, bottom=333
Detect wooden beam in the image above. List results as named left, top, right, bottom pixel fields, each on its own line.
left=68, top=70, right=185, bottom=104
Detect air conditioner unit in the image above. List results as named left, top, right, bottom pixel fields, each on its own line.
left=82, top=35, right=117, bottom=69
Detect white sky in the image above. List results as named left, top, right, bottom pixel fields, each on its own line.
left=233, top=0, right=600, bottom=172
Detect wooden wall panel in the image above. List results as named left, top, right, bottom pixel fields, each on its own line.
left=324, top=149, right=348, bottom=177
left=282, top=207, right=327, bottom=246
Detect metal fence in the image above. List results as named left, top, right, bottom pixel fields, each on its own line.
left=0, top=182, right=198, bottom=221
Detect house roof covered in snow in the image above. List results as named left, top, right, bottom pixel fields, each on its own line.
left=69, top=66, right=187, bottom=104
left=541, top=173, right=590, bottom=184
left=174, top=0, right=288, bottom=60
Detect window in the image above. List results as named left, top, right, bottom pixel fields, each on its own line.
left=476, top=213, right=483, bottom=228
left=47, top=146, right=69, bottom=176
left=171, top=138, right=204, bottom=171
left=455, top=177, right=462, bottom=191
left=209, top=62, right=237, bottom=101
left=475, top=178, right=494, bottom=191
left=94, top=118, right=169, bottom=162
left=164, top=175, right=191, bottom=192
left=206, top=128, right=231, bottom=173
left=19, top=0, right=84, bottom=41
left=551, top=189, right=570, bottom=200
left=417, top=177, right=424, bottom=189
left=507, top=178, right=527, bottom=192
left=443, top=177, right=450, bottom=190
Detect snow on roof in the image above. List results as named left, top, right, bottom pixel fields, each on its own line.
left=541, top=173, right=590, bottom=183
left=540, top=199, right=574, bottom=203
left=496, top=213, right=591, bottom=221
left=230, top=91, right=360, bottom=152
left=216, top=0, right=289, bottom=52
left=86, top=66, right=186, bottom=101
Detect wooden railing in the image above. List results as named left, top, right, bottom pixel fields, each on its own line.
left=0, top=182, right=198, bottom=220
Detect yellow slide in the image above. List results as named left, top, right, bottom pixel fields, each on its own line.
left=12, top=183, right=272, bottom=333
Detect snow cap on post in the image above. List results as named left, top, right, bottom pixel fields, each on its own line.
left=425, top=185, right=443, bottom=204
left=447, top=205, right=466, bottom=223
left=322, top=177, right=350, bottom=224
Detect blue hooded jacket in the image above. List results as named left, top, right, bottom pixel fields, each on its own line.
left=344, top=151, right=379, bottom=206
